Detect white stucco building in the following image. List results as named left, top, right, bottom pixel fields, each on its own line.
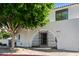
left=1, top=4, right=79, bottom=51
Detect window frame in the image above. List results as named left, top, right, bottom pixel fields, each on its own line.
left=55, top=8, right=68, bottom=21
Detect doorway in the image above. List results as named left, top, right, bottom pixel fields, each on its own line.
left=40, top=32, right=48, bottom=45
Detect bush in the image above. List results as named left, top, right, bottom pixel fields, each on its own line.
left=0, top=31, right=11, bottom=39
left=2, top=32, right=11, bottom=39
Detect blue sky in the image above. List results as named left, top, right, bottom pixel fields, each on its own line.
left=56, top=3, right=72, bottom=8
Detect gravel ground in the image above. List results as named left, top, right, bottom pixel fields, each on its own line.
left=0, top=48, right=79, bottom=56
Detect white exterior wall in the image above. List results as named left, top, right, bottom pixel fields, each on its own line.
left=16, top=30, right=33, bottom=47
left=50, top=4, right=79, bottom=22
left=18, top=18, right=79, bottom=51
left=53, top=19, right=79, bottom=51
left=69, top=4, right=79, bottom=19
left=16, top=24, right=57, bottom=48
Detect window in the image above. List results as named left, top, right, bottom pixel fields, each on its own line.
left=18, top=34, right=20, bottom=40
left=56, top=9, right=68, bottom=21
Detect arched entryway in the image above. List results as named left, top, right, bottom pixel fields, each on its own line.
left=32, top=30, right=57, bottom=48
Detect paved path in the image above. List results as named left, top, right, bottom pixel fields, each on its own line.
left=0, top=48, right=79, bottom=56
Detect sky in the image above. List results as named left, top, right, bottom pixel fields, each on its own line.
left=56, top=3, right=72, bottom=8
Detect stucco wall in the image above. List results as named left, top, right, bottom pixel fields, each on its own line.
left=52, top=18, right=79, bottom=51
left=50, top=4, right=79, bottom=22
left=16, top=30, right=34, bottom=47
left=17, top=18, right=79, bottom=51
left=16, top=26, right=57, bottom=48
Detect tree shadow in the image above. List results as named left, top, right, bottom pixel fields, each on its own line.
left=29, top=48, right=79, bottom=53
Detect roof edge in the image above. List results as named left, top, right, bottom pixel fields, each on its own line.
left=54, top=3, right=78, bottom=9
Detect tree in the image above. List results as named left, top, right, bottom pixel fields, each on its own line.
left=0, top=3, right=55, bottom=49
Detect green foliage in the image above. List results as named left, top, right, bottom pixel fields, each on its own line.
left=0, top=31, right=11, bottom=39
left=0, top=3, right=55, bottom=31
left=2, top=31, right=11, bottom=39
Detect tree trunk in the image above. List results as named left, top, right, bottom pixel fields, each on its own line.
left=10, top=33, right=15, bottom=50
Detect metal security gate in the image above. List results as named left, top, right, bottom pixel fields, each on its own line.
left=40, top=32, right=47, bottom=45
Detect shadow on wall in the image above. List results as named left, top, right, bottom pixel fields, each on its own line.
left=52, top=37, right=57, bottom=49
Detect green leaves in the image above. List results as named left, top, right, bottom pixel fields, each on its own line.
left=2, top=31, right=11, bottom=39
left=0, top=30, right=11, bottom=39
left=0, top=3, right=55, bottom=33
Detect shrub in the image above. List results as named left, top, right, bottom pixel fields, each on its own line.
left=2, top=32, right=11, bottom=39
